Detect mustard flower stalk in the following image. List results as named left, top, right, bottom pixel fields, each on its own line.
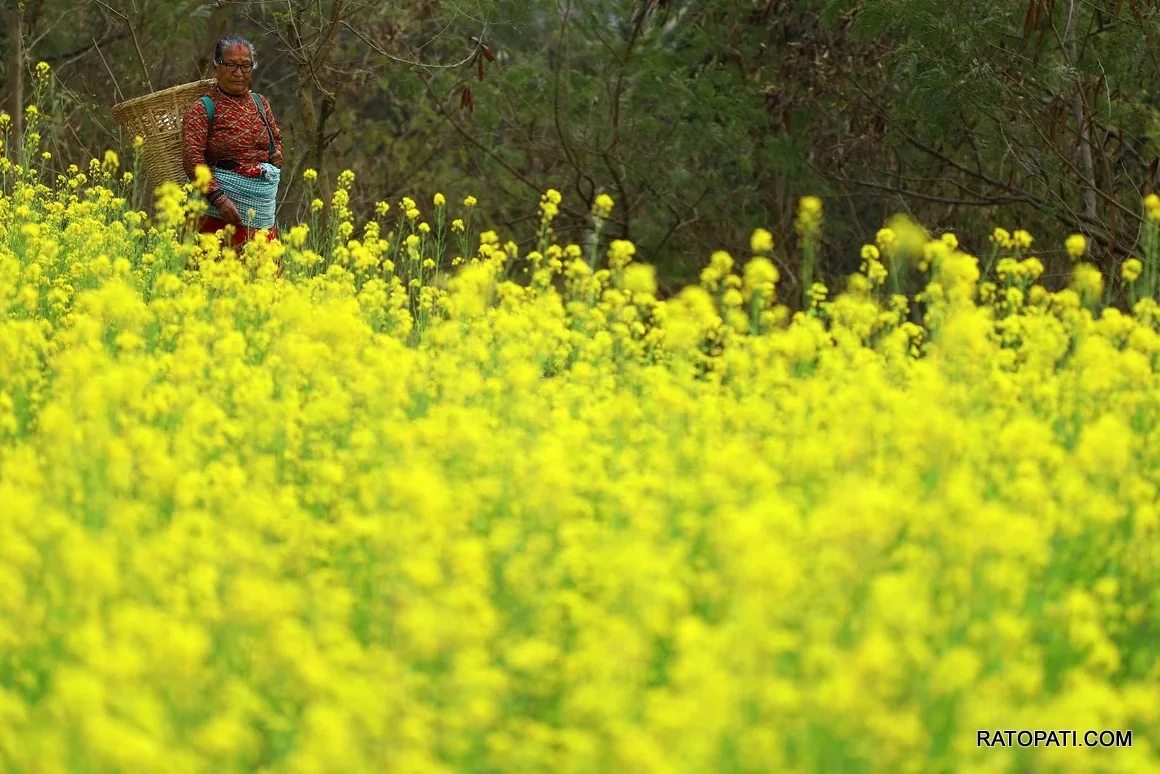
left=430, top=197, right=448, bottom=299
left=455, top=195, right=477, bottom=262
left=1122, top=257, right=1143, bottom=308
left=588, top=193, right=614, bottom=271
left=1142, top=196, right=1160, bottom=301
left=301, top=168, right=326, bottom=263
left=795, top=196, right=823, bottom=312
left=539, top=188, right=561, bottom=256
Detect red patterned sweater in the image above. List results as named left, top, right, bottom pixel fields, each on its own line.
left=181, top=85, right=284, bottom=195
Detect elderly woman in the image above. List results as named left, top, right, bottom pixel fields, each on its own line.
left=182, top=35, right=284, bottom=245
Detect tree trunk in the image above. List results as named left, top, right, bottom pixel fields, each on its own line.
left=1065, top=0, right=1097, bottom=225
left=194, top=3, right=233, bottom=79
left=291, top=0, right=347, bottom=200
left=296, top=69, right=335, bottom=204
left=3, top=3, right=23, bottom=165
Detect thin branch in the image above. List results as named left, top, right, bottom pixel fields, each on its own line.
left=652, top=184, right=711, bottom=255
left=341, top=19, right=483, bottom=71
left=843, top=78, right=1134, bottom=258
left=92, top=0, right=153, bottom=91
left=552, top=0, right=594, bottom=210
left=605, top=0, right=651, bottom=155
left=311, top=0, right=346, bottom=73
left=40, top=31, right=129, bottom=68
left=92, top=37, right=124, bottom=103
left=823, top=173, right=1028, bottom=207
left=1013, top=101, right=1141, bottom=226
left=418, top=72, right=585, bottom=221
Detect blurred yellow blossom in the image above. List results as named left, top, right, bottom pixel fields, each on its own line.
left=1065, top=233, right=1087, bottom=260
left=593, top=193, right=614, bottom=219
left=1145, top=193, right=1160, bottom=221
left=0, top=144, right=1155, bottom=774
left=750, top=228, right=774, bottom=255
left=1122, top=258, right=1143, bottom=283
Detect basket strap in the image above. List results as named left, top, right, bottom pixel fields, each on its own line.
left=200, top=95, right=216, bottom=132
left=251, top=93, right=276, bottom=158
left=200, top=95, right=216, bottom=166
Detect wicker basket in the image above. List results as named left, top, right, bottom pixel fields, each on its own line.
left=111, top=79, right=215, bottom=189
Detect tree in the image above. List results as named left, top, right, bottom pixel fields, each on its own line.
left=820, top=0, right=1160, bottom=282
left=11, top=0, right=1160, bottom=302
left=2, top=0, right=24, bottom=162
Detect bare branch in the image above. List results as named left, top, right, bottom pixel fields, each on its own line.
left=92, top=0, right=153, bottom=91
left=92, top=36, right=124, bottom=103
left=341, top=19, right=483, bottom=71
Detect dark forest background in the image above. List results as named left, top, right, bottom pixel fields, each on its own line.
left=3, top=0, right=1160, bottom=296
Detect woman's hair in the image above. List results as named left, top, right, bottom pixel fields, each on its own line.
left=214, top=35, right=258, bottom=70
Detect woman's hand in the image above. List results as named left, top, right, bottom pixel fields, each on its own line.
left=270, top=148, right=283, bottom=168
left=217, top=196, right=243, bottom=226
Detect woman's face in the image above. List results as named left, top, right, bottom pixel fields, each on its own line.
left=215, top=44, right=254, bottom=95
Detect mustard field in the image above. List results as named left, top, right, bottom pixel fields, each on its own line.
left=1, top=151, right=1159, bottom=773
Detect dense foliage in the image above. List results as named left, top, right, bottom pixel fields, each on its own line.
left=5, top=0, right=1160, bottom=291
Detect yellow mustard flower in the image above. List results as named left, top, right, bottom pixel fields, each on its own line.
left=1122, top=258, right=1143, bottom=283
left=592, top=193, right=614, bottom=219
left=750, top=228, right=774, bottom=255
left=1065, top=233, right=1087, bottom=260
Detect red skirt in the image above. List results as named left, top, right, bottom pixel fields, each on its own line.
left=198, top=216, right=279, bottom=246
left=197, top=216, right=283, bottom=276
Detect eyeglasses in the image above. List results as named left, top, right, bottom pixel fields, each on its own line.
left=217, top=61, right=254, bottom=73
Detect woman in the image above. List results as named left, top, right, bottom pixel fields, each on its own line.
left=182, top=35, right=284, bottom=246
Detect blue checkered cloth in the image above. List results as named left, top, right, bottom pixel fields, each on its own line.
left=206, top=163, right=280, bottom=229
